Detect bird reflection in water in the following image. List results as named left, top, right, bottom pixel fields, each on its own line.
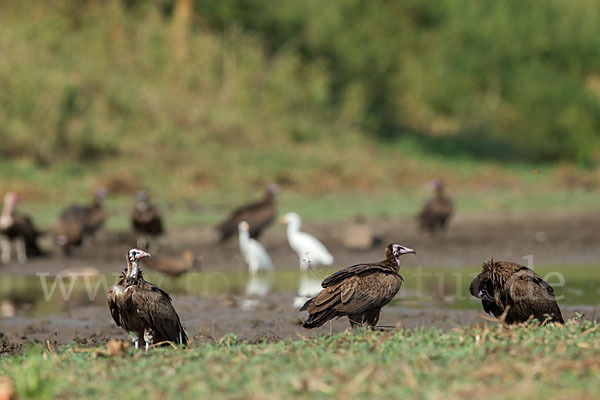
left=241, top=273, right=275, bottom=311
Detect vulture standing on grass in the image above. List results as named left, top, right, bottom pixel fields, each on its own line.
left=301, top=243, right=415, bottom=329
left=131, top=191, right=164, bottom=247
left=216, top=184, right=279, bottom=242
left=417, top=179, right=453, bottom=234
left=53, top=188, right=107, bottom=255
left=0, top=192, right=46, bottom=263
left=469, top=259, right=564, bottom=324
left=107, top=249, right=188, bottom=350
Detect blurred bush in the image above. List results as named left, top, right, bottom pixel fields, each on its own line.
left=1, top=0, right=600, bottom=166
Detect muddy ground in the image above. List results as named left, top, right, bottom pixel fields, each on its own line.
left=1, top=210, right=599, bottom=352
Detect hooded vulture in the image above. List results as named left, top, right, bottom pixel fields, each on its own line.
left=53, top=188, right=107, bottom=255
left=131, top=191, right=164, bottom=243
left=216, top=184, right=278, bottom=242
left=107, top=249, right=188, bottom=350
left=301, top=243, right=415, bottom=329
left=469, top=259, right=564, bottom=324
left=417, top=179, right=453, bottom=234
left=0, top=192, right=46, bottom=263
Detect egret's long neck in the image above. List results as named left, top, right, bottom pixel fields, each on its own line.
left=286, top=219, right=300, bottom=239
left=239, top=229, right=249, bottom=250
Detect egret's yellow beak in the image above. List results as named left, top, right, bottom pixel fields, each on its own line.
left=278, top=215, right=287, bottom=224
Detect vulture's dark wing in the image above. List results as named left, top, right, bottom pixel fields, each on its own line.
left=430, top=197, right=453, bottom=216
left=306, top=272, right=402, bottom=315
left=60, top=205, right=91, bottom=220
left=321, top=263, right=396, bottom=287
left=507, top=270, right=564, bottom=323
left=217, top=198, right=274, bottom=240
left=132, top=206, right=164, bottom=235
left=131, top=285, right=188, bottom=344
left=106, top=286, right=122, bottom=327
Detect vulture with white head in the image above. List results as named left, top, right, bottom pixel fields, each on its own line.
left=470, top=259, right=564, bottom=324
left=53, top=188, right=107, bottom=255
left=417, top=179, right=453, bottom=234
left=301, top=243, right=415, bottom=329
left=107, top=249, right=188, bottom=350
left=216, top=184, right=278, bottom=242
left=0, top=192, right=46, bottom=263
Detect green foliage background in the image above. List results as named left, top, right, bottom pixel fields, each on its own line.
left=1, top=0, right=600, bottom=200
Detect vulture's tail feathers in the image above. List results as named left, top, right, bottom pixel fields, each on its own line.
left=302, top=308, right=337, bottom=329
left=299, top=297, right=314, bottom=312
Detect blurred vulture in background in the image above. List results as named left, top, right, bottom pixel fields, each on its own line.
left=301, top=243, right=415, bottom=329
left=131, top=191, right=164, bottom=248
left=0, top=192, right=46, bottom=263
left=143, top=250, right=199, bottom=278
left=417, top=179, right=453, bottom=234
left=342, top=216, right=382, bottom=251
left=53, top=188, right=107, bottom=256
left=107, top=248, right=188, bottom=350
left=216, top=184, right=279, bottom=242
left=470, top=260, right=564, bottom=324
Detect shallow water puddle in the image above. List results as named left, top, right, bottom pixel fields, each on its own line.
left=1, top=265, right=599, bottom=317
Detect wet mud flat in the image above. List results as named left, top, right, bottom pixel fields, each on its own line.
left=1, top=291, right=598, bottom=354
left=0, top=210, right=599, bottom=353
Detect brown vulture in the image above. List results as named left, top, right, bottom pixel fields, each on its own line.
left=131, top=191, right=164, bottom=246
left=469, top=259, right=564, bottom=324
left=0, top=192, right=46, bottom=263
left=144, top=250, right=200, bottom=278
left=301, top=243, right=415, bottom=329
left=216, top=184, right=278, bottom=242
left=53, top=188, right=107, bottom=255
left=107, top=249, right=188, bottom=350
left=417, top=179, right=453, bottom=234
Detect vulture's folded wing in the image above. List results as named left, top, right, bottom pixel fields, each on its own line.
left=321, top=263, right=393, bottom=287
left=106, top=286, right=121, bottom=327
left=507, top=271, right=563, bottom=323
left=132, top=286, right=187, bottom=344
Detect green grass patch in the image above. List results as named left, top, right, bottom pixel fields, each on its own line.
left=2, top=321, right=600, bottom=399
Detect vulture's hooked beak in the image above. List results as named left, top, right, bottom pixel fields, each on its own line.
left=130, top=248, right=152, bottom=261
left=399, top=246, right=416, bottom=256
